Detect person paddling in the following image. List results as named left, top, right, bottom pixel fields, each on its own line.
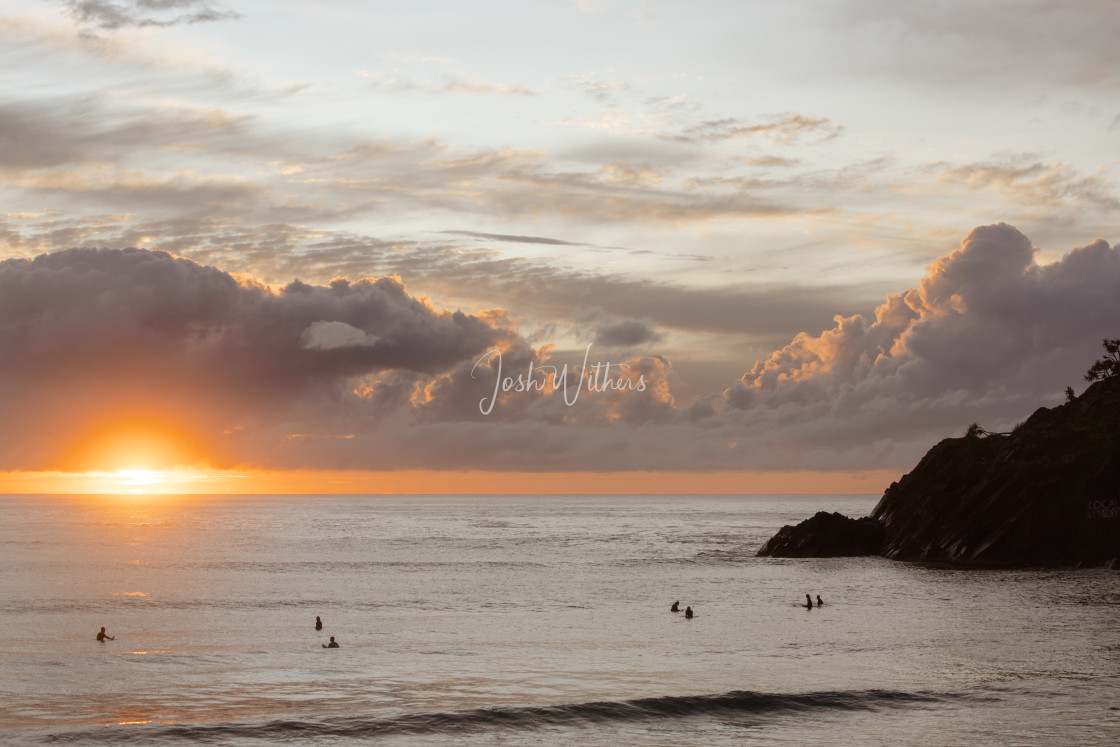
left=670, top=601, right=680, bottom=612
left=96, top=627, right=114, bottom=642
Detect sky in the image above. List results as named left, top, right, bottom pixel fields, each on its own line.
left=0, top=0, right=1118, bottom=493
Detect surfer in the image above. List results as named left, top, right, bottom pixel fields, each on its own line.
left=684, top=606, right=693, bottom=619
left=816, top=595, right=824, bottom=606
left=96, top=627, right=114, bottom=642
left=671, top=601, right=679, bottom=612
left=315, top=616, right=323, bottom=630
left=805, top=594, right=813, bottom=609
left=323, top=636, right=339, bottom=648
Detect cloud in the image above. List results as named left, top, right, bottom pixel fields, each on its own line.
left=438, top=230, right=586, bottom=246
left=926, top=156, right=1120, bottom=213
left=0, top=211, right=862, bottom=345
left=738, top=155, right=800, bottom=169
left=2, top=212, right=872, bottom=341
left=0, top=226, right=1116, bottom=475
left=599, top=161, right=662, bottom=186
left=301, top=320, right=381, bottom=351
left=0, top=247, right=510, bottom=469
left=726, top=223, right=1120, bottom=443
left=360, top=73, right=534, bottom=97
left=668, top=114, right=843, bottom=144
left=278, top=232, right=861, bottom=339
left=441, top=78, right=534, bottom=96
left=0, top=69, right=845, bottom=232
left=590, top=319, right=664, bottom=348
left=583, top=80, right=631, bottom=104
left=55, top=0, right=240, bottom=30
left=6, top=166, right=273, bottom=217
left=570, top=309, right=670, bottom=354
left=0, top=99, right=258, bottom=170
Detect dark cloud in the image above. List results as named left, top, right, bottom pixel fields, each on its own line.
left=591, top=319, right=664, bottom=348
left=725, top=223, right=1120, bottom=450
left=0, top=247, right=509, bottom=469
left=0, top=225, right=1115, bottom=475
left=55, top=0, right=240, bottom=30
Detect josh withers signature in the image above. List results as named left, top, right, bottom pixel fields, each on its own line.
left=471, top=344, right=647, bottom=415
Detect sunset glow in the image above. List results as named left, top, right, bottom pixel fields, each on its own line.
left=116, top=470, right=164, bottom=488
left=61, top=419, right=210, bottom=473
left=0, top=468, right=897, bottom=496
left=0, top=1, right=1117, bottom=493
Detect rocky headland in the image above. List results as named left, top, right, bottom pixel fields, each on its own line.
left=758, top=375, right=1120, bottom=567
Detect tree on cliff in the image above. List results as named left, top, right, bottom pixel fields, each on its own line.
left=1084, top=338, right=1120, bottom=382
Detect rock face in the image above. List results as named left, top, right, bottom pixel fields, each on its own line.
left=756, top=511, right=883, bottom=558
left=758, top=376, right=1120, bottom=567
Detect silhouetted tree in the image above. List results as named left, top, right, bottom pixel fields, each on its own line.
left=1084, top=338, right=1120, bottom=382
left=965, top=422, right=985, bottom=438
left=1065, top=386, right=1076, bottom=402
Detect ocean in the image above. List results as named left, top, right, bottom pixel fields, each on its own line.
left=1, top=494, right=1117, bottom=745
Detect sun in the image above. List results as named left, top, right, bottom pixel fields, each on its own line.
left=116, top=469, right=165, bottom=487
left=52, top=417, right=214, bottom=493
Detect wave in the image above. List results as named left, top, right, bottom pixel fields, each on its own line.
left=43, top=688, right=965, bottom=743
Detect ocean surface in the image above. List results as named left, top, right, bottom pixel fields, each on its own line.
left=1, top=494, right=1118, bottom=745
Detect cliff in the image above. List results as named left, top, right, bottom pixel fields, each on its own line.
left=756, top=511, right=883, bottom=558
left=758, top=375, right=1120, bottom=567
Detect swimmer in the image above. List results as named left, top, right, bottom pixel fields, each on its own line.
left=315, top=616, right=323, bottom=630
left=805, top=594, right=813, bottom=609
left=816, top=595, right=824, bottom=606
left=323, top=636, right=339, bottom=648
left=670, top=601, right=680, bottom=612
left=684, top=606, right=693, bottom=619
left=96, top=627, right=114, bottom=642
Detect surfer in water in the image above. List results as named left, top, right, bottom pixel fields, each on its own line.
left=315, top=616, right=323, bottom=630
left=805, top=594, right=813, bottom=609
left=671, top=601, right=680, bottom=612
left=96, top=627, right=114, bottom=642
left=323, top=636, right=339, bottom=648
left=684, top=606, right=693, bottom=619
left=816, top=595, right=824, bottom=606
